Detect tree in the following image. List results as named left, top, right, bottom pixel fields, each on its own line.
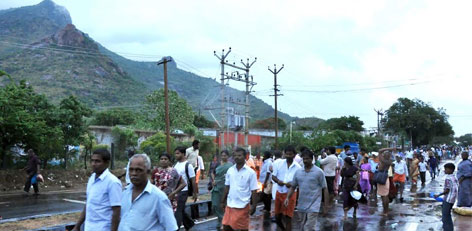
left=92, top=108, right=136, bottom=126
left=111, top=126, right=138, bottom=160
left=0, top=71, right=63, bottom=168
left=251, top=117, right=287, bottom=130
left=457, top=134, right=472, bottom=146
left=275, top=131, right=310, bottom=151
left=310, top=129, right=367, bottom=153
left=193, top=114, right=215, bottom=128
left=383, top=98, right=454, bottom=146
left=139, top=132, right=173, bottom=163
left=58, top=96, right=92, bottom=168
left=319, top=116, right=364, bottom=132
left=143, top=89, right=195, bottom=131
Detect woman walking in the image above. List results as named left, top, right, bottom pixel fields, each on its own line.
left=377, top=148, right=393, bottom=216
left=410, top=154, right=420, bottom=186
left=151, top=153, right=187, bottom=212
left=211, top=150, right=233, bottom=231
left=359, top=157, right=372, bottom=197
left=341, top=157, right=359, bottom=219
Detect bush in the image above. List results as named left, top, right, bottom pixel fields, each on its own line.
left=111, top=126, right=138, bottom=160
left=139, top=132, right=173, bottom=164
left=92, top=144, right=110, bottom=152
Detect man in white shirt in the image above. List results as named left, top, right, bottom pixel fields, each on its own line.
left=119, top=154, right=177, bottom=231
left=272, top=146, right=302, bottom=231
left=418, top=156, right=429, bottom=186
left=72, top=149, right=122, bottom=231
left=221, top=147, right=258, bottom=231
left=122, top=149, right=134, bottom=186
left=271, top=150, right=284, bottom=201
left=319, top=146, right=338, bottom=203
left=174, top=147, right=198, bottom=230
left=186, top=140, right=199, bottom=172
left=393, top=155, right=409, bottom=202
left=260, top=151, right=273, bottom=212
left=294, top=146, right=307, bottom=166
left=196, top=155, right=205, bottom=183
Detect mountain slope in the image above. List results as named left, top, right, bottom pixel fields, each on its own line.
left=0, top=24, right=148, bottom=106
left=0, top=0, right=311, bottom=125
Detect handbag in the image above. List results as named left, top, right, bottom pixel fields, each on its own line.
left=263, top=181, right=272, bottom=194
left=373, top=170, right=388, bottom=185
left=207, top=181, right=213, bottom=191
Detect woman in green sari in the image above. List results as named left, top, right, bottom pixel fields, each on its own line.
left=211, top=150, right=233, bottom=231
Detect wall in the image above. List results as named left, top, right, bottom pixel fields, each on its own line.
left=88, top=126, right=190, bottom=148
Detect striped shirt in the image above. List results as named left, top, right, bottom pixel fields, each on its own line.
left=444, top=174, right=458, bottom=204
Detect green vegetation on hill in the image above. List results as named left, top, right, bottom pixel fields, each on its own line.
left=0, top=0, right=326, bottom=129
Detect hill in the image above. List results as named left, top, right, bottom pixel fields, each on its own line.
left=0, top=0, right=321, bottom=126
left=0, top=24, right=147, bottom=106
left=0, top=0, right=71, bottom=57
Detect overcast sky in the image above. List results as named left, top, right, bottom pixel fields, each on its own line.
left=2, top=0, right=471, bottom=136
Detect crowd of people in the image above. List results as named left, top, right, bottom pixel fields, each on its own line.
left=22, top=141, right=472, bottom=231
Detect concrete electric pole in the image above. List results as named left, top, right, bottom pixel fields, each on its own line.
left=157, top=56, right=173, bottom=154
left=214, top=48, right=232, bottom=150
left=221, top=58, right=257, bottom=147
left=215, top=48, right=257, bottom=148
left=374, top=108, right=384, bottom=137
left=268, top=64, right=284, bottom=150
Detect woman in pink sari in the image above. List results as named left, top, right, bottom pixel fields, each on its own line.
left=359, top=157, right=372, bottom=196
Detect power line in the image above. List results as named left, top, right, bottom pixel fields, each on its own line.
left=255, top=80, right=432, bottom=94
left=281, top=78, right=423, bottom=88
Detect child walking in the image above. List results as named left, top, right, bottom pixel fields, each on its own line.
left=435, top=163, right=458, bottom=231
left=418, top=156, right=429, bottom=186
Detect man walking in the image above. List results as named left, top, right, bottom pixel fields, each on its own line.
left=24, top=149, right=41, bottom=195
left=285, top=149, right=328, bottom=231
left=428, top=151, right=438, bottom=180
left=221, top=147, right=258, bottom=231
left=174, top=147, right=198, bottom=230
left=186, top=140, right=200, bottom=173
left=393, top=155, right=408, bottom=202
left=119, top=153, right=177, bottom=231
left=457, top=152, right=472, bottom=207
left=340, top=145, right=351, bottom=162
left=319, top=146, right=338, bottom=203
left=72, top=148, right=122, bottom=231
left=272, top=146, right=302, bottom=231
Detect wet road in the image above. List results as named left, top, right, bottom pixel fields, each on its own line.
left=0, top=191, right=85, bottom=221
left=191, top=157, right=470, bottom=231
left=2, top=159, right=470, bottom=230
left=0, top=178, right=211, bottom=222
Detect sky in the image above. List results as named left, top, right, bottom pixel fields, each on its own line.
left=1, top=0, right=471, bottom=136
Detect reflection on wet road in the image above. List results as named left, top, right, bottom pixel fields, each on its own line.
left=191, top=158, right=469, bottom=231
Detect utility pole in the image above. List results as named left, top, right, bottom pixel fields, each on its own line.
left=157, top=56, right=173, bottom=154
left=221, top=59, right=257, bottom=147
left=241, top=58, right=257, bottom=147
left=374, top=108, right=384, bottom=137
left=268, top=64, right=284, bottom=150
left=215, top=48, right=257, bottom=148
left=214, top=48, right=231, bottom=150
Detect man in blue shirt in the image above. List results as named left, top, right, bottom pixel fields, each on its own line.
left=72, top=148, right=122, bottom=231
left=119, top=153, right=178, bottom=231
